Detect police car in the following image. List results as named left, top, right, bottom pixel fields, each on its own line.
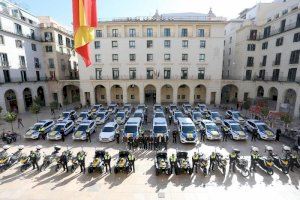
left=90, top=104, right=102, bottom=113
left=152, top=117, right=169, bottom=138
left=123, top=104, right=133, bottom=114
left=182, top=103, right=192, bottom=115
left=47, top=120, right=75, bottom=140
left=226, top=110, right=245, bottom=125
left=24, top=120, right=55, bottom=139
left=133, top=109, right=144, bottom=123
left=137, top=104, right=147, bottom=112
left=178, top=117, right=197, bottom=144
left=94, top=110, right=110, bottom=125
left=153, top=104, right=163, bottom=112
left=154, top=111, right=165, bottom=118
left=209, top=111, right=222, bottom=125
left=108, top=103, right=118, bottom=114
left=245, top=120, right=275, bottom=140
left=191, top=111, right=202, bottom=125
left=99, top=122, right=119, bottom=142
left=76, top=111, right=90, bottom=125
left=123, top=117, right=142, bottom=139
left=115, top=111, right=127, bottom=125
left=168, top=104, right=178, bottom=114
left=72, top=120, right=96, bottom=141
left=199, top=120, right=222, bottom=140
left=57, top=110, right=77, bottom=122
left=223, top=120, right=247, bottom=140
left=172, top=111, right=184, bottom=124
left=196, top=104, right=208, bottom=112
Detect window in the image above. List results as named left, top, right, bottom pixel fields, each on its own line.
left=297, top=13, right=300, bottom=27
left=147, top=28, right=153, bottom=37
left=95, top=68, right=102, bottom=80
left=147, top=68, right=153, bottom=79
left=200, top=40, right=206, bottom=48
left=96, top=30, right=102, bottom=38
left=164, top=69, right=171, bottom=79
left=249, top=30, right=257, bottom=40
left=290, top=50, right=300, bottom=64
left=34, top=58, right=40, bottom=68
left=44, top=32, right=53, bottom=42
left=182, top=40, right=188, bottom=48
left=20, top=70, right=27, bottom=82
left=262, top=42, right=268, bottom=50
left=0, top=53, right=9, bottom=66
left=95, top=54, right=101, bottom=62
left=147, top=54, right=153, bottom=62
left=280, top=19, right=286, bottom=32
left=15, top=40, right=22, bottom=48
left=31, top=43, right=36, bottom=51
left=36, top=71, right=40, bottom=81
left=245, top=70, right=252, bottom=80
left=164, top=40, right=170, bottom=48
left=287, top=68, right=297, bottom=82
left=198, top=68, right=205, bottom=79
left=247, top=57, right=254, bottom=67
left=30, top=29, right=35, bottom=39
left=112, top=54, right=118, bottom=62
left=262, top=55, right=267, bottom=66
left=276, top=37, right=284, bottom=46
left=112, top=41, right=118, bottom=48
left=19, top=56, right=25, bottom=68
left=182, top=54, right=188, bottom=62
left=147, top=40, right=153, bottom=48
left=181, top=28, right=188, bottom=37
left=293, top=32, right=300, bottom=42
left=129, top=68, right=136, bottom=79
left=48, top=58, right=54, bottom=68
left=0, top=35, right=4, bottom=44
left=164, top=54, right=170, bottom=61
left=112, top=68, right=119, bottom=79
left=272, top=69, right=280, bottom=81
left=164, top=28, right=171, bottom=37
left=274, top=53, right=281, bottom=65
left=181, top=69, right=188, bottom=79
left=129, top=29, right=136, bottom=37
left=3, top=70, right=10, bottom=82
left=129, top=40, right=135, bottom=48
left=58, top=34, right=63, bottom=45
left=45, top=46, right=53, bottom=52
left=263, top=26, right=271, bottom=38
left=129, top=54, right=136, bottom=62
left=229, top=37, right=232, bottom=43
left=197, top=29, right=205, bottom=37
left=94, top=41, right=100, bottom=49
left=112, top=29, right=119, bottom=37
left=199, top=54, right=205, bottom=62
left=259, top=70, right=265, bottom=80
left=247, top=44, right=256, bottom=51
left=15, top=23, right=22, bottom=35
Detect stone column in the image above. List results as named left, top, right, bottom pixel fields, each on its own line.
left=80, top=89, right=86, bottom=106
left=189, top=87, right=195, bottom=105
left=293, top=94, right=300, bottom=118
left=173, top=86, right=178, bottom=104
left=139, top=89, right=144, bottom=104
left=106, top=87, right=111, bottom=105
left=89, top=89, right=95, bottom=105
left=205, top=90, right=211, bottom=105
left=123, top=87, right=128, bottom=104
left=156, top=86, right=161, bottom=104
left=276, top=89, right=284, bottom=112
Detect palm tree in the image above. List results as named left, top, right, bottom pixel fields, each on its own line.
left=4, top=112, right=17, bottom=132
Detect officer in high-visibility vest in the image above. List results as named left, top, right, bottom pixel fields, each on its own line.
left=192, top=152, right=199, bottom=173
left=128, top=153, right=135, bottom=172
left=229, top=149, right=239, bottom=173
left=77, top=151, right=86, bottom=173
left=289, top=153, right=297, bottom=172
left=250, top=147, right=260, bottom=172
left=209, top=152, right=217, bottom=171
left=169, top=154, right=177, bottom=174
left=30, top=150, right=39, bottom=171
left=104, top=152, right=111, bottom=173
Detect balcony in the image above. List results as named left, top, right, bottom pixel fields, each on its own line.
left=107, top=33, right=121, bottom=37
left=0, top=76, right=49, bottom=84
left=257, top=22, right=300, bottom=40
left=272, top=61, right=280, bottom=66
left=251, top=76, right=300, bottom=83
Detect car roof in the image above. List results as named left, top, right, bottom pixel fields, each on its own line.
left=174, top=111, right=183, bottom=114
left=38, top=120, right=52, bottom=124
left=126, top=117, right=141, bottom=124
left=56, top=120, right=72, bottom=125
left=117, top=111, right=125, bottom=114
left=153, top=117, right=167, bottom=125
left=178, top=117, right=193, bottom=124
left=247, top=119, right=262, bottom=123
left=201, top=119, right=214, bottom=124
left=134, top=109, right=143, bottom=113
left=124, top=104, right=131, bottom=106
left=224, top=120, right=239, bottom=125
left=104, top=122, right=116, bottom=127
left=79, top=120, right=93, bottom=125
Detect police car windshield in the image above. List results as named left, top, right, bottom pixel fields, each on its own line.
left=232, top=112, right=241, bottom=118
left=116, top=113, right=125, bottom=117
left=206, top=124, right=218, bottom=131
left=103, top=127, right=115, bottom=132
left=54, top=125, right=64, bottom=131
left=124, top=126, right=137, bottom=133
left=32, top=124, right=42, bottom=130
left=175, top=113, right=184, bottom=118
left=77, top=125, right=88, bottom=131
left=134, top=113, right=142, bottom=118
left=154, top=126, right=167, bottom=133
left=97, top=113, right=104, bottom=118
left=231, top=124, right=242, bottom=131
left=211, top=112, right=220, bottom=118
left=124, top=106, right=130, bottom=110
left=185, top=105, right=191, bottom=109
left=155, top=113, right=164, bottom=118
left=182, top=126, right=195, bottom=132
left=193, top=113, right=201, bottom=118
left=79, top=113, right=87, bottom=118
left=62, top=113, right=69, bottom=118
left=257, top=124, right=268, bottom=131
left=138, top=106, right=144, bottom=110
left=92, top=105, right=99, bottom=109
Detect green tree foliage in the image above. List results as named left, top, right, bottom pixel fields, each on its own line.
left=260, top=107, right=269, bottom=119
left=30, top=102, right=41, bottom=122
left=4, top=112, right=17, bottom=132
left=280, top=113, right=292, bottom=128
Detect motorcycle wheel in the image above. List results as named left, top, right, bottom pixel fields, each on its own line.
left=12, top=137, right=16, bottom=142
left=71, top=165, right=75, bottom=172
left=241, top=169, right=250, bottom=177
left=283, top=168, right=289, bottom=174
left=7, top=139, right=12, bottom=144
left=267, top=169, right=274, bottom=175
left=55, top=165, right=59, bottom=172
left=203, top=168, right=208, bottom=176
left=88, top=167, right=93, bottom=174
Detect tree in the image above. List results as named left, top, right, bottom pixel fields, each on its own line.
left=280, top=113, right=292, bottom=128
left=33, top=96, right=43, bottom=106
left=0, top=106, right=2, bottom=115
left=260, top=106, right=269, bottom=120
left=30, top=102, right=41, bottom=122
left=4, top=112, right=17, bottom=132
left=50, top=101, right=59, bottom=119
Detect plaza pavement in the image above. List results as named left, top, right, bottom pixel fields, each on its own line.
left=0, top=106, right=299, bottom=200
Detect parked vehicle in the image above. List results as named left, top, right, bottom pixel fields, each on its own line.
left=182, top=104, right=192, bottom=115
left=137, top=104, right=147, bottom=112
left=133, top=109, right=144, bottom=123
left=57, top=110, right=77, bottom=122
left=72, top=121, right=96, bottom=141
left=123, top=104, right=133, bottom=114
left=155, top=151, right=171, bottom=175
left=154, top=111, right=165, bottom=118
left=99, top=122, right=119, bottom=142
left=168, top=104, right=177, bottom=114
left=123, top=117, right=142, bottom=139
left=24, top=120, right=55, bottom=140
left=90, top=104, right=102, bottom=113
left=245, top=120, right=275, bottom=140
left=94, top=111, right=110, bottom=125
left=178, top=117, right=198, bottom=144
left=191, top=111, right=202, bottom=125
left=114, top=151, right=132, bottom=174
left=265, top=145, right=289, bottom=174
left=88, top=150, right=105, bottom=173
left=115, top=111, right=127, bottom=125
left=1, top=131, right=18, bottom=144
left=47, top=120, right=75, bottom=140
left=153, top=104, right=163, bottom=112
left=0, top=145, right=24, bottom=172
left=250, top=146, right=274, bottom=175
left=209, top=111, right=222, bottom=125
left=151, top=117, right=169, bottom=139
left=229, top=149, right=250, bottom=177
left=196, top=104, right=208, bottom=112
left=108, top=103, right=118, bottom=114
left=223, top=120, right=247, bottom=140
left=175, top=152, right=192, bottom=175
left=40, top=146, right=61, bottom=171
left=199, top=120, right=222, bottom=140
left=172, top=111, right=184, bottom=124
left=76, top=111, right=90, bottom=125
left=226, top=110, right=245, bottom=125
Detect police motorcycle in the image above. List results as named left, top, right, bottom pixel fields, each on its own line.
left=0, top=145, right=24, bottom=172
left=284, top=145, right=300, bottom=169
left=155, top=151, right=171, bottom=176
left=19, top=152, right=31, bottom=172
left=265, top=145, right=289, bottom=174
left=71, top=149, right=87, bottom=172
left=175, top=151, right=193, bottom=175
left=114, top=150, right=132, bottom=174
left=211, top=151, right=227, bottom=175
left=40, top=145, right=61, bottom=171
left=229, top=149, right=250, bottom=177
left=250, top=146, right=274, bottom=175
left=198, top=153, right=209, bottom=176
left=88, top=150, right=105, bottom=173
left=55, top=147, right=73, bottom=172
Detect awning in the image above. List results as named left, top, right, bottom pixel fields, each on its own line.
left=19, top=10, right=38, bottom=24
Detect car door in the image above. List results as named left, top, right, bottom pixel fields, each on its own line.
left=65, top=122, right=71, bottom=135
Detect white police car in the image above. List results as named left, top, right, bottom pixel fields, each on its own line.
left=47, top=120, right=75, bottom=140
left=226, top=110, right=245, bottom=125
left=137, top=104, right=147, bottom=112
left=57, top=110, right=77, bottom=122
left=115, top=111, right=127, bottom=125
left=123, top=104, right=133, bottom=114
left=172, top=111, right=184, bottom=124
left=123, top=117, right=142, bottom=139
left=168, top=104, right=177, bottom=114
left=191, top=111, right=202, bottom=125
left=108, top=103, right=118, bottom=114
left=182, top=103, right=192, bottom=115
left=209, top=111, right=222, bottom=125
left=245, top=120, right=275, bottom=140
left=178, top=117, right=197, bottom=144
left=76, top=111, right=89, bottom=125
left=90, top=104, right=102, bottom=113
left=154, top=111, right=165, bottom=118
left=153, top=104, right=163, bottom=112
left=99, top=122, right=119, bottom=142
left=199, top=120, right=222, bottom=140
left=24, top=120, right=55, bottom=140
left=94, top=111, right=109, bottom=125
left=223, top=120, right=247, bottom=140
left=72, top=120, right=96, bottom=141
left=196, top=104, right=208, bottom=112
left=133, top=109, right=144, bottom=123
left=152, top=117, right=169, bottom=138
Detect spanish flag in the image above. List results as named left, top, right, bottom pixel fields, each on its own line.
left=72, top=0, right=97, bottom=67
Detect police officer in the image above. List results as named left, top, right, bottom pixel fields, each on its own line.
left=149, top=136, right=153, bottom=150
left=104, top=152, right=111, bottom=173
left=77, top=151, right=86, bottom=173
left=115, top=131, right=120, bottom=144
left=168, top=115, right=172, bottom=125
left=61, top=152, right=68, bottom=172
left=192, top=152, right=199, bottom=173
left=60, top=128, right=65, bottom=142
left=289, top=152, right=297, bottom=172
left=172, top=130, right=177, bottom=143
left=209, top=152, right=217, bottom=171
left=169, top=154, right=177, bottom=174
left=128, top=137, right=133, bottom=150
left=222, top=125, right=229, bottom=141
left=251, top=129, right=258, bottom=141
left=128, top=153, right=135, bottom=172
left=87, top=112, right=93, bottom=120
left=229, top=149, right=238, bottom=173
left=250, top=148, right=259, bottom=172
left=86, top=130, right=91, bottom=143
left=200, top=128, right=206, bottom=142
left=30, top=150, right=39, bottom=171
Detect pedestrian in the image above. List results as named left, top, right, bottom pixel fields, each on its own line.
left=276, top=129, right=281, bottom=142
left=172, top=130, right=177, bottom=143
left=144, top=114, right=148, bottom=124
left=168, top=115, right=172, bottom=125
left=86, top=131, right=91, bottom=143
left=115, top=132, right=120, bottom=144
left=17, top=117, right=24, bottom=128
left=104, top=152, right=111, bottom=173
left=143, top=135, right=148, bottom=149
left=251, top=129, right=257, bottom=141
left=128, top=153, right=135, bottom=172
left=60, top=128, right=65, bottom=142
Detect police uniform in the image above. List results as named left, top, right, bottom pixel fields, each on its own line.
left=128, top=153, right=135, bottom=172
left=104, top=153, right=111, bottom=173
left=209, top=153, right=217, bottom=171
left=192, top=153, right=199, bottom=173
left=289, top=154, right=297, bottom=172
left=61, top=153, right=68, bottom=172
left=229, top=151, right=238, bottom=172
left=169, top=154, right=177, bottom=174
left=250, top=152, right=259, bottom=171
left=30, top=151, right=39, bottom=170
left=77, top=151, right=86, bottom=173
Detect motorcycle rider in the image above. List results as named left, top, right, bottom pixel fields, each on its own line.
left=60, top=152, right=68, bottom=172
left=104, top=152, right=111, bottom=173
left=30, top=149, right=40, bottom=171
left=169, top=154, right=177, bottom=174
left=77, top=151, right=86, bottom=173
left=192, top=152, right=199, bottom=173
left=209, top=152, right=217, bottom=171
left=229, top=149, right=239, bottom=173
left=128, top=152, right=135, bottom=172
left=250, top=147, right=260, bottom=172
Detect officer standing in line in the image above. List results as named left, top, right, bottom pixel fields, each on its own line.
left=251, top=129, right=258, bottom=141
left=128, top=152, right=135, bottom=172
left=168, top=115, right=172, bottom=125
left=229, top=149, right=238, bottom=173
left=60, top=128, right=65, bottom=142
left=86, top=130, right=91, bottom=143
left=115, top=131, right=120, bottom=144
left=172, top=130, right=177, bottom=143
left=77, top=150, right=86, bottom=173
left=250, top=147, right=259, bottom=172
left=169, top=154, right=177, bottom=174
left=104, top=152, right=111, bottom=173
left=209, top=152, right=217, bottom=171
left=30, top=150, right=39, bottom=171
left=61, top=152, right=68, bottom=172
left=192, top=152, right=199, bottom=173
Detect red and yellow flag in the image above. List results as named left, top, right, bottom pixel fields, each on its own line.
left=72, top=0, right=97, bottom=67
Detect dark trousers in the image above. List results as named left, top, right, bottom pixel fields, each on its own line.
left=250, top=160, right=256, bottom=171
left=251, top=134, right=256, bottom=141
left=105, top=163, right=111, bottom=173
left=32, top=161, right=39, bottom=170
left=86, top=135, right=91, bottom=143
left=116, top=137, right=120, bottom=144
left=149, top=142, right=153, bottom=150
left=63, top=163, right=68, bottom=172
left=129, top=161, right=135, bottom=172
left=223, top=134, right=228, bottom=141
left=229, top=161, right=236, bottom=172
left=143, top=142, right=147, bottom=149
left=79, top=161, right=85, bottom=173
left=200, top=133, right=205, bottom=142
left=209, top=160, right=215, bottom=171
left=173, top=136, right=177, bottom=143
left=192, top=161, right=198, bottom=173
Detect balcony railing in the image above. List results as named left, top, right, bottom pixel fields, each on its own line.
left=256, top=22, right=300, bottom=40
left=0, top=76, right=49, bottom=84
left=90, top=75, right=211, bottom=80
left=250, top=76, right=300, bottom=83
